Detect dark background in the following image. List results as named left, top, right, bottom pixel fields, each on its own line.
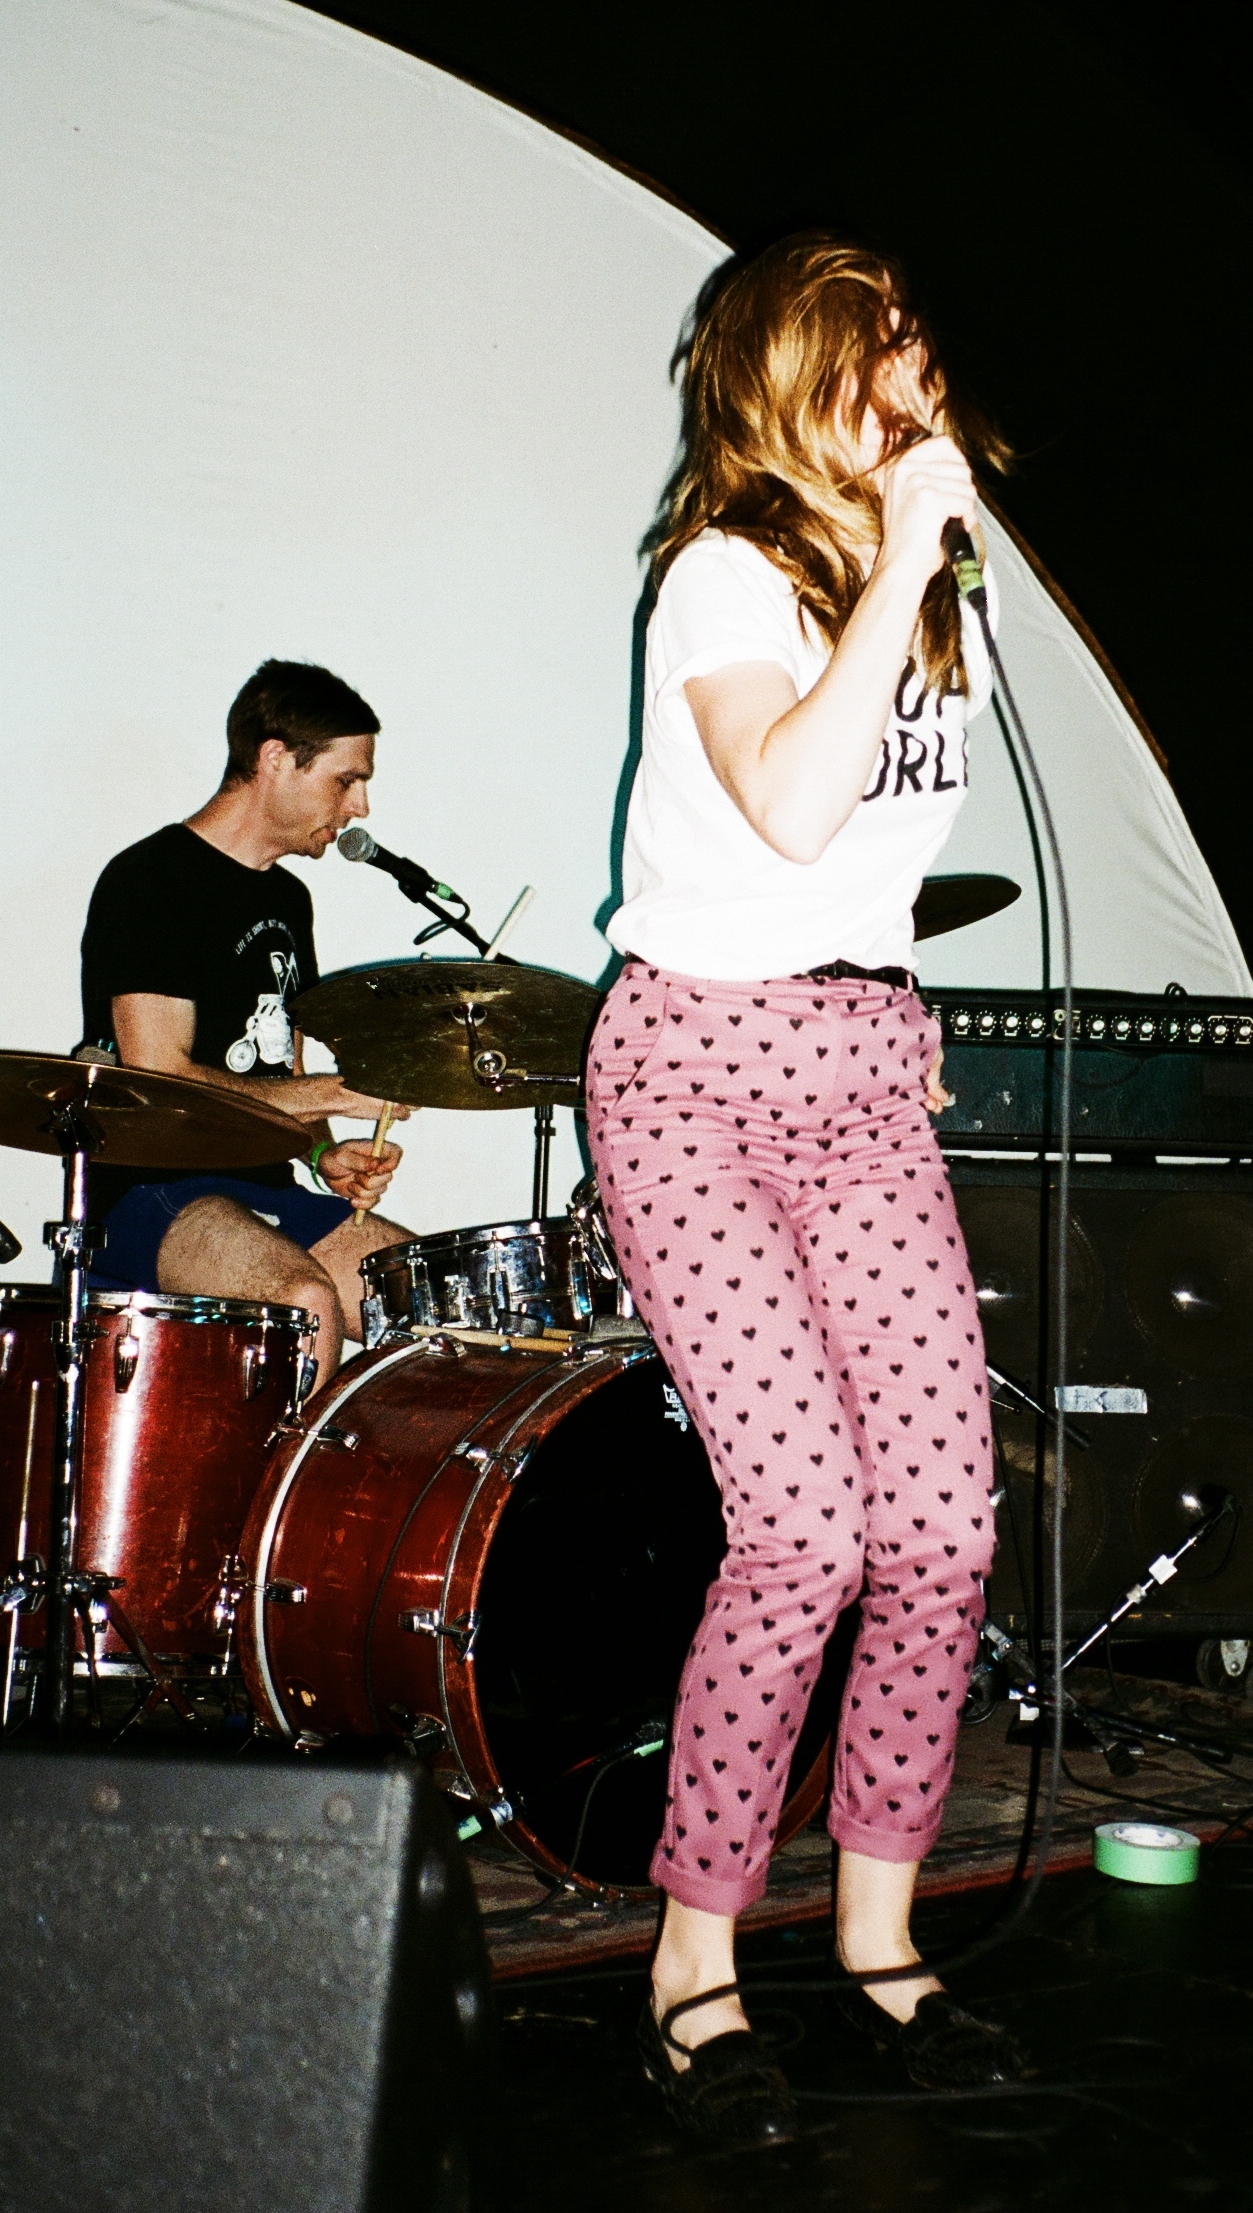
left=304, top=1, right=1251, bottom=960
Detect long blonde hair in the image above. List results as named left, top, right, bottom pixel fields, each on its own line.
left=651, top=233, right=1012, bottom=695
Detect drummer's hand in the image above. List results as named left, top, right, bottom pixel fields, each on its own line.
left=285, top=1075, right=411, bottom=1125
left=925, top=1045, right=953, bottom=1116
left=318, top=1138, right=404, bottom=1209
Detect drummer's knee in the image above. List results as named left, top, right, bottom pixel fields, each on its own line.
left=286, top=1263, right=345, bottom=1374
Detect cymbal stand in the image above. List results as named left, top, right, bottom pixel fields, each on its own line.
left=394, top=867, right=563, bottom=1223
left=532, top=1107, right=554, bottom=1219
left=40, top=1105, right=101, bottom=1736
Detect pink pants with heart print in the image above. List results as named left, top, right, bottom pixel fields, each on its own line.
left=585, top=961, right=996, bottom=1917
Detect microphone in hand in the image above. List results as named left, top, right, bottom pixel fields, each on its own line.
left=941, top=518, right=988, bottom=612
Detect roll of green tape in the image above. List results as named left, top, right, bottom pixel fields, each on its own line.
left=1093, top=1821, right=1200, bottom=1886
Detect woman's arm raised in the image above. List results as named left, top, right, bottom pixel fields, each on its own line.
left=684, top=436, right=977, bottom=864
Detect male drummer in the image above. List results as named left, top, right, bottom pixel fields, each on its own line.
left=79, top=658, right=413, bottom=1370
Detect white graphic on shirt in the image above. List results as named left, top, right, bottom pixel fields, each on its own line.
left=224, top=950, right=298, bottom=1073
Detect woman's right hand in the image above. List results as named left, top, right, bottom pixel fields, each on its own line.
left=877, top=434, right=978, bottom=586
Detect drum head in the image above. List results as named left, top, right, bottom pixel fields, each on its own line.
left=472, top=1359, right=840, bottom=1890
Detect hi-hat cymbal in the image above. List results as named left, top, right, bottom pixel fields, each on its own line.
left=0, top=1053, right=308, bottom=1168
left=293, top=960, right=601, bottom=1112
left=913, top=874, right=1021, bottom=941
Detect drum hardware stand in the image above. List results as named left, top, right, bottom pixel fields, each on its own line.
left=212, top=1553, right=248, bottom=1674
left=73, top=1574, right=200, bottom=1730
left=532, top=1104, right=554, bottom=1218
left=985, top=1487, right=1238, bottom=1771
left=39, top=1101, right=102, bottom=1737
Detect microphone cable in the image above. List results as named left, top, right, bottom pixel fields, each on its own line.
left=738, top=518, right=1078, bottom=2000
left=514, top=523, right=1080, bottom=2007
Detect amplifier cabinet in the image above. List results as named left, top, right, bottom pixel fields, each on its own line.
left=948, top=1159, right=1253, bottom=1637
left=929, top=989, right=1253, bottom=1154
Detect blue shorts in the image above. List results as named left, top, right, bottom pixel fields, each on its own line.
left=89, top=1176, right=354, bottom=1295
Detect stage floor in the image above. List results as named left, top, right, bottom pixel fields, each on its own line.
left=495, top=1854, right=1253, bottom=2213
left=469, top=1671, right=1253, bottom=1977
left=492, top=1680, right=1253, bottom=2211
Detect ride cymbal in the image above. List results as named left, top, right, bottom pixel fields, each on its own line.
left=0, top=1053, right=307, bottom=1168
left=293, top=960, right=601, bottom=1112
left=913, top=873, right=1021, bottom=941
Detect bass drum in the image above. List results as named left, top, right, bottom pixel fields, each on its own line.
left=240, top=1334, right=838, bottom=1898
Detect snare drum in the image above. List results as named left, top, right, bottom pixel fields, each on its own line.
left=0, top=1286, right=314, bottom=1701
left=360, top=1217, right=614, bottom=1344
left=239, top=1333, right=835, bottom=1899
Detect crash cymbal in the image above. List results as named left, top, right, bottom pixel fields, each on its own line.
left=0, top=1053, right=308, bottom=1168
left=293, top=960, right=600, bottom=1112
left=913, top=873, right=1021, bottom=941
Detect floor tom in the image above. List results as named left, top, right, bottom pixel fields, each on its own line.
left=0, top=1285, right=314, bottom=1706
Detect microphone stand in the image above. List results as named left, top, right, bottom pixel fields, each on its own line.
left=983, top=1496, right=1239, bottom=1773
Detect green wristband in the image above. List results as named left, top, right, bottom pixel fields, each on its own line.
left=308, top=1139, right=333, bottom=1189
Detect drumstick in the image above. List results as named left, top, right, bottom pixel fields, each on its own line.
left=483, top=885, right=535, bottom=960
left=353, top=1102, right=396, bottom=1229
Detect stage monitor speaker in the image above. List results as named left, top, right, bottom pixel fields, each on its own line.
left=949, top=1161, right=1253, bottom=1638
left=0, top=1751, right=493, bottom=2213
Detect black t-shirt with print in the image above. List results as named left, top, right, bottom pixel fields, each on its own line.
left=80, top=824, right=319, bottom=1209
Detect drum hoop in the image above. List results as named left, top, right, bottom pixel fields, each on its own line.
left=370, top=1220, right=571, bottom=1268
left=248, top=1338, right=423, bottom=1739
left=95, top=1292, right=310, bottom=1327
left=429, top=1345, right=654, bottom=1791
left=0, top=1285, right=309, bottom=1328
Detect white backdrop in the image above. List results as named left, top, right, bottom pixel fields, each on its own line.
left=1, top=0, right=1246, bottom=1281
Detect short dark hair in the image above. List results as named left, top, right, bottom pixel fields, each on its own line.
left=223, top=659, right=380, bottom=785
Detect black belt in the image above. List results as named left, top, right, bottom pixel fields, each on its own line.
left=798, top=958, right=916, bottom=991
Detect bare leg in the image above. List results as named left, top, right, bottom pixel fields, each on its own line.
left=157, top=1196, right=346, bottom=1370
left=650, top=1901, right=748, bottom=2070
left=835, top=1849, right=942, bottom=2023
left=308, top=1213, right=411, bottom=1342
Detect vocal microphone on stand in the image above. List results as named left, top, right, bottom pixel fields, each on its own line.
left=336, top=827, right=458, bottom=904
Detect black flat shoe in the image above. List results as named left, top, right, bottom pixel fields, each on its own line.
left=638, top=1982, right=798, bottom=2146
left=835, top=1980, right=1030, bottom=2089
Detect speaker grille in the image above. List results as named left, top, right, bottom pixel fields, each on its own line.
left=950, top=1161, right=1253, bottom=1635
left=1125, top=1193, right=1253, bottom=1378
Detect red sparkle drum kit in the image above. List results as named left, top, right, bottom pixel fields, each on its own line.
left=0, top=874, right=1012, bottom=1893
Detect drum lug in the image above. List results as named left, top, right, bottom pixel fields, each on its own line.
left=360, top=1294, right=388, bottom=1350
left=1, top=1554, right=46, bottom=1615
left=213, top=1553, right=246, bottom=1633
left=264, top=1578, right=308, bottom=1606
left=387, top=1705, right=448, bottom=1759
left=398, top=1606, right=480, bottom=1660
left=456, top=1441, right=530, bottom=1483
left=241, top=1343, right=268, bottom=1400
left=566, top=1241, right=593, bottom=1323
left=292, top=1350, right=319, bottom=1411
left=113, top=1322, right=140, bottom=1394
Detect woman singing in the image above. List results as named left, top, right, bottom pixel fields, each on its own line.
left=587, top=234, right=1025, bottom=2143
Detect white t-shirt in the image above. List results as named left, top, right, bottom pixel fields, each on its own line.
left=605, top=529, right=996, bottom=981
